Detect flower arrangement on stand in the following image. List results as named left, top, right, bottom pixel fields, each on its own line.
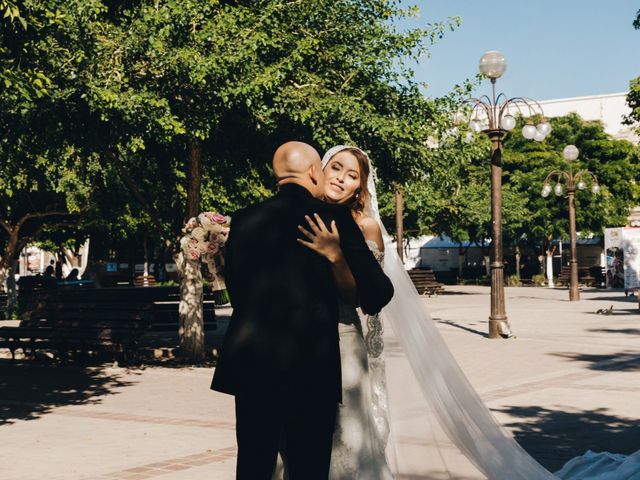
left=179, top=211, right=230, bottom=292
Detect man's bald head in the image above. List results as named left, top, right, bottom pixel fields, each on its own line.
left=273, top=141, right=324, bottom=198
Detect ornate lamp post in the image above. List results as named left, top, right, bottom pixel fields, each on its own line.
left=462, top=51, right=550, bottom=338
left=541, top=145, right=600, bottom=301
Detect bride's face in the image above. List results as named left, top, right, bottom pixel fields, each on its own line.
left=323, top=151, right=361, bottom=204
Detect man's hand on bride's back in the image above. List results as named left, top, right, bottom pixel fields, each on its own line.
left=297, top=213, right=343, bottom=264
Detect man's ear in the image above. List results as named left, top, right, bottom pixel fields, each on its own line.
left=309, top=164, right=319, bottom=185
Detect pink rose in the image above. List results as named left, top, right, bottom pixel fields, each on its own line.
left=188, top=238, right=199, bottom=249
left=187, top=248, right=200, bottom=260
left=206, top=212, right=228, bottom=224
left=206, top=242, right=220, bottom=254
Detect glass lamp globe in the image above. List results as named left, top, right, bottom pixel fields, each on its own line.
left=537, top=121, right=552, bottom=136
left=452, top=111, right=466, bottom=125
left=479, top=51, right=507, bottom=80
left=522, top=124, right=537, bottom=139
left=502, top=114, right=517, bottom=131
left=541, top=184, right=552, bottom=197
left=469, top=119, right=482, bottom=133
left=563, top=145, right=579, bottom=161
left=534, top=130, right=546, bottom=142
left=592, top=184, right=601, bottom=194
left=554, top=184, right=564, bottom=196
left=577, top=180, right=586, bottom=190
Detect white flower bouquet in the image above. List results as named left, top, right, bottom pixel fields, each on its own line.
left=179, top=211, right=230, bottom=288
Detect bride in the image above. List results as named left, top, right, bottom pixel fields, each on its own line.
left=297, top=144, right=640, bottom=479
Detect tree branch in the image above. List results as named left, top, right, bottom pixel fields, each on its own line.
left=16, top=210, right=77, bottom=230
left=0, top=219, right=12, bottom=234
left=109, top=151, right=169, bottom=238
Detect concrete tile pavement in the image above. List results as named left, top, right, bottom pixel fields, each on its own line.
left=0, top=286, right=638, bottom=479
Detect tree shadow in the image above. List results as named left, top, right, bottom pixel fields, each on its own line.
left=494, top=405, right=640, bottom=472
left=584, top=294, right=637, bottom=304
left=588, top=328, right=640, bottom=336
left=586, top=308, right=640, bottom=316
left=551, top=351, right=640, bottom=371
left=0, top=359, right=136, bottom=425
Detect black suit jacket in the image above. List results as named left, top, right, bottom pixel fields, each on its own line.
left=210, top=183, right=394, bottom=400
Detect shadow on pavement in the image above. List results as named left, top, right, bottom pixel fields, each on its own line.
left=585, top=308, right=640, bottom=316
left=436, top=320, right=488, bottom=338
left=0, top=360, right=136, bottom=425
left=588, top=328, right=640, bottom=336
left=494, top=405, right=640, bottom=472
left=583, top=294, right=637, bottom=303
left=551, top=351, right=640, bottom=371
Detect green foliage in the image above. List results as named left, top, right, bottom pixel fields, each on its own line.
left=2, top=0, right=464, bottom=262
left=506, top=274, right=521, bottom=287
left=627, top=10, right=640, bottom=129
left=393, top=113, right=640, bottom=251
left=532, top=274, right=546, bottom=286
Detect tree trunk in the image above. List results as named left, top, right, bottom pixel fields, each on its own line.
left=515, top=244, right=521, bottom=280
left=1, top=228, right=20, bottom=317
left=6, top=262, right=17, bottom=317
left=483, top=256, right=491, bottom=277
left=178, top=138, right=205, bottom=362
left=186, top=139, right=202, bottom=220
left=176, top=252, right=205, bottom=362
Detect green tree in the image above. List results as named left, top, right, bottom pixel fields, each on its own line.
left=626, top=9, right=640, bottom=128
left=1, top=1, right=462, bottom=357
left=0, top=1, right=105, bottom=315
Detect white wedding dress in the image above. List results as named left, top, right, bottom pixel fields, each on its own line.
left=318, top=145, right=640, bottom=480
left=328, top=240, right=393, bottom=479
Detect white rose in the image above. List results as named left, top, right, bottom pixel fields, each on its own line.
left=198, top=213, right=214, bottom=228
left=179, top=236, right=190, bottom=252
left=191, top=226, right=207, bottom=242
left=197, top=240, right=208, bottom=254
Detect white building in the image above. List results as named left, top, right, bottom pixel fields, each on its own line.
left=535, top=92, right=639, bottom=145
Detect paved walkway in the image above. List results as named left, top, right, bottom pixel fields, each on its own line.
left=0, top=286, right=638, bottom=479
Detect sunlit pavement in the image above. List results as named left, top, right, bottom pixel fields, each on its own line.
left=1, top=286, right=638, bottom=480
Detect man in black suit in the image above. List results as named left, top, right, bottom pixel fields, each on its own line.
left=211, top=141, right=394, bottom=479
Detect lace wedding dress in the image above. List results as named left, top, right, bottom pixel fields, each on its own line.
left=316, top=145, right=640, bottom=480
left=328, top=240, right=393, bottom=479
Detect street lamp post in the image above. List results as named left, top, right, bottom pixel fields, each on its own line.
left=541, top=145, right=600, bottom=301
left=463, top=51, right=550, bottom=338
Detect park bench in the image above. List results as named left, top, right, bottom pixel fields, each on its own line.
left=1, top=286, right=217, bottom=361
left=557, top=266, right=595, bottom=287
left=5, top=292, right=153, bottom=361
left=408, top=268, right=445, bottom=297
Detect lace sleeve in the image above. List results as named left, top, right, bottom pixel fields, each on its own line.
left=362, top=240, right=385, bottom=358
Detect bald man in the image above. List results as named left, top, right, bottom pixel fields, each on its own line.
left=211, top=141, right=394, bottom=479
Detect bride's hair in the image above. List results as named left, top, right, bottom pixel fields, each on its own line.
left=341, top=147, right=371, bottom=217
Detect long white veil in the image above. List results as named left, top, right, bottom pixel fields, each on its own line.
left=322, top=145, right=557, bottom=479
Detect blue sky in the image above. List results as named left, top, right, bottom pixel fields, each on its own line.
left=398, top=1, right=639, bottom=101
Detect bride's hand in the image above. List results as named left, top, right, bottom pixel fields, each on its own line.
left=297, top=214, right=342, bottom=264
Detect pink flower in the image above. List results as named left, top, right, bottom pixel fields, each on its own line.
left=205, top=212, right=228, bottom=224
left=206, top=242, right=220, bottom=254
left=187, top=248, right=200, bottom=260
left=188, top=238, right=199, bottom=249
